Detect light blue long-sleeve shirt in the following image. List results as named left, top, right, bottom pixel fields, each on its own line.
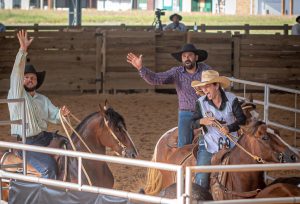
left=7, top=49, right=61, bottom=138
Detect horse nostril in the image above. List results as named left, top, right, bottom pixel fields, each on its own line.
left=291, top=155, right=296, bottom=161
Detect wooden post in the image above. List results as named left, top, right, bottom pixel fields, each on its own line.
left=101, top=31, right=107, bottom=94
left=290, top=0, right=293, bottom=15
left=281, top=0, right=285, bottom=15
left=95, top=33, right=103, bottom=94
left=200, top=24, right=206, bottom=33
left=245, top=24, right=250, bottom=34
left=283, top=24, right=289, bottom=35
left=233, top=35, right=241, bottom=90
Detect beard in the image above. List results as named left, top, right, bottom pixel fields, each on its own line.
left=183, top=60, right=196, bottom=70
left=24, top=85, right=37, bottom=92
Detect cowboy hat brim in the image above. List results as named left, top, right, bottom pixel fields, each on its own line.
left=169, top=13, right=182, bottom=21
left=35, top=71, right=46, bottom=90
left=191, top=76, right=230, bottom=96
left=171, top=49, right=208, bottom=62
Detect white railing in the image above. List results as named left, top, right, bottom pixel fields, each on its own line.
left=0, top=141, right=184, bottom=204
left=185, top=163, right=300, bottom=204
left=229, top=78, right=300, bottom=146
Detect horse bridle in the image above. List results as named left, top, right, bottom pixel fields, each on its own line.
left=103, top=117, right=137, bottom=157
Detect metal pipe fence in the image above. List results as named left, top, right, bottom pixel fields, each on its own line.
left=185, top=163, right=300, bottom=204
left=229, top=78, right=300, bottom=146
left=0, top=141, right=183, bottom=204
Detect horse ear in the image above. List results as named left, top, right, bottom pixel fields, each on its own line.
left=99, top=104, right=105, bottom=115
left=104, top=99, right=109, bottom=110
left=255, top=124, right=267, bottom=138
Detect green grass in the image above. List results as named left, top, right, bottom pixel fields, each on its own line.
left=0, top=9, right=296, bottom=26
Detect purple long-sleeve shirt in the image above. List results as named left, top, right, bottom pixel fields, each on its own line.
left=139, top=63, right=211, bottom=112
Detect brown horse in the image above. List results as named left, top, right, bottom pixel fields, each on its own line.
left=1, top=101, right=138, bottom=200
left=209, top=120, right=298, bottom=200
left=144, top=100, right=258, bottom=195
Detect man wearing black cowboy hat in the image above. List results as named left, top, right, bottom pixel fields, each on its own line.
left=292, top=15, right=300, bottom=35
left=163, top=13, right=187, bottom=32
left=127, top=43, right=211, bottom=148
left=7, top=30, right=70, bottom=179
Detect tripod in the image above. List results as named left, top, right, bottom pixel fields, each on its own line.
left=152, top=16, right=163, bottom=31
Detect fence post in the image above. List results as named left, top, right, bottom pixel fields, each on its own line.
left=264, top=85, right=269, bottom=123
left=233, top=34, right=241, bottom=90
left=245, top=24, right=250, bottom=34
left=200, top=24, right=206, bottom=33
left=101, top=31, right=107, bottom=94
left=283, top=24, right=289, bottom=35
left=95, top=32, right=103, bottom=94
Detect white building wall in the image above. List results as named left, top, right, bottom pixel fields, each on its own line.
left=21, top=0, right=29, bottom=9
left=212, top=0, right=236, bottom=14
left=256, top=0, right=280, bottom=15
left=224, top=0, right=236, bottom=14
left=4, top=0, right=13, bottom=9
left=97, top=0, right=131, bottom=11
left=182, top=0, right=191, bottom=12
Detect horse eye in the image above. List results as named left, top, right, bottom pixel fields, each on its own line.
left=262, top=135, right=269, bottom=140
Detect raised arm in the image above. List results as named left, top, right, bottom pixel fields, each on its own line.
left=8, top=30, right=34, bottom=98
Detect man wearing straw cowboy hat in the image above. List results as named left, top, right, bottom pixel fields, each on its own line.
left=7, top=30, right=70, bottom=179
left=164, top=13, right=187, bottom=32
left=191, top=70, right=246, bottom=189
left=127, top=43, right=211, bottom=148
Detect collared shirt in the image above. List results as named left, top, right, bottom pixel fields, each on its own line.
left=139, top=63, right=211, bottom=111
left=7, top=49, right=61, bottom=138
left=163, top=22, right=187, bottom=32
left=191, top=89, right=246, bottom=153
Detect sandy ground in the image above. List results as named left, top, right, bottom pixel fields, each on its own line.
left=0, top=91, right=299, bottom=192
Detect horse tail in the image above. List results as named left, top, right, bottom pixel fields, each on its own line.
left=143, top=155, right=163, bottom=195
left=144, top=127, right=178, bottom=195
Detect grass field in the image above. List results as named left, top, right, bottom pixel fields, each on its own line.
left=0, top=9, right=296, bottom=26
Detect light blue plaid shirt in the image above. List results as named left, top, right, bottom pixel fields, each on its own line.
left=7, top=49, right=61, bottom=137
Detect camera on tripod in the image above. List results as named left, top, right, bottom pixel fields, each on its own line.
left=153, top=8, right=166, bottom=31
left=155, top=8, right=166, bottom=18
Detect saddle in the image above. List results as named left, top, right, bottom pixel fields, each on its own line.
left=0, top=151, right=41, bottom=177
left=0, top=134, right=68, bottom=178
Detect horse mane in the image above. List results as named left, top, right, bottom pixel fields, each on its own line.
left=73, top=112, right=100, bottom=135
left=105, top=107, right=126, bottom=129
left=243, top=120, right=265, bottom=136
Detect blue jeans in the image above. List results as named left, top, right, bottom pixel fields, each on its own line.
left=18, top=131, right=57, bottom=179
left=195, top=139, right=213, bottom=190
left=178, top=111, right=194, bottom=148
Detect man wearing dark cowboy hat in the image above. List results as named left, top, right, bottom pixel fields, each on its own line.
left=164, top=13, right=187, bottom=32
left=127, top=43, right=211, bottom=148
left=191, top=70, right=246, bottom=189
left=7, top=30, right=70, bottom=179
left=292, top=16, right=300, bottom=35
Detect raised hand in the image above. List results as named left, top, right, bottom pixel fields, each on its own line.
left=17, top=30, right=33, bottom=52
left=127, top=52, right=143, bottom=70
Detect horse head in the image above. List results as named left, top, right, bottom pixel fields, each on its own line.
left=99, top=100, right=138, bottom=159
left=244, top=120, right=298, bottom=164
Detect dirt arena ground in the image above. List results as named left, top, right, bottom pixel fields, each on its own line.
left=0, top=91, right=299, bottom=192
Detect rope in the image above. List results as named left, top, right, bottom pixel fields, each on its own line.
left=205, top=112, right=265, bottom=163
left=59, top=109, right=93, bottom=186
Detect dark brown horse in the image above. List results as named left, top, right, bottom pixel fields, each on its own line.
left=144, top=100, right=258, bottom=195
left=57, top=101, right=138, bottom=187
left=1, top=101, right=138, bottom=200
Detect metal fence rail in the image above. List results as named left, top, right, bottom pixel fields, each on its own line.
left=229, top=77, right=300, bottom=146
left=185, top=163, right=300, bottom=204
left=0, top=141, right=183, bottom=204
